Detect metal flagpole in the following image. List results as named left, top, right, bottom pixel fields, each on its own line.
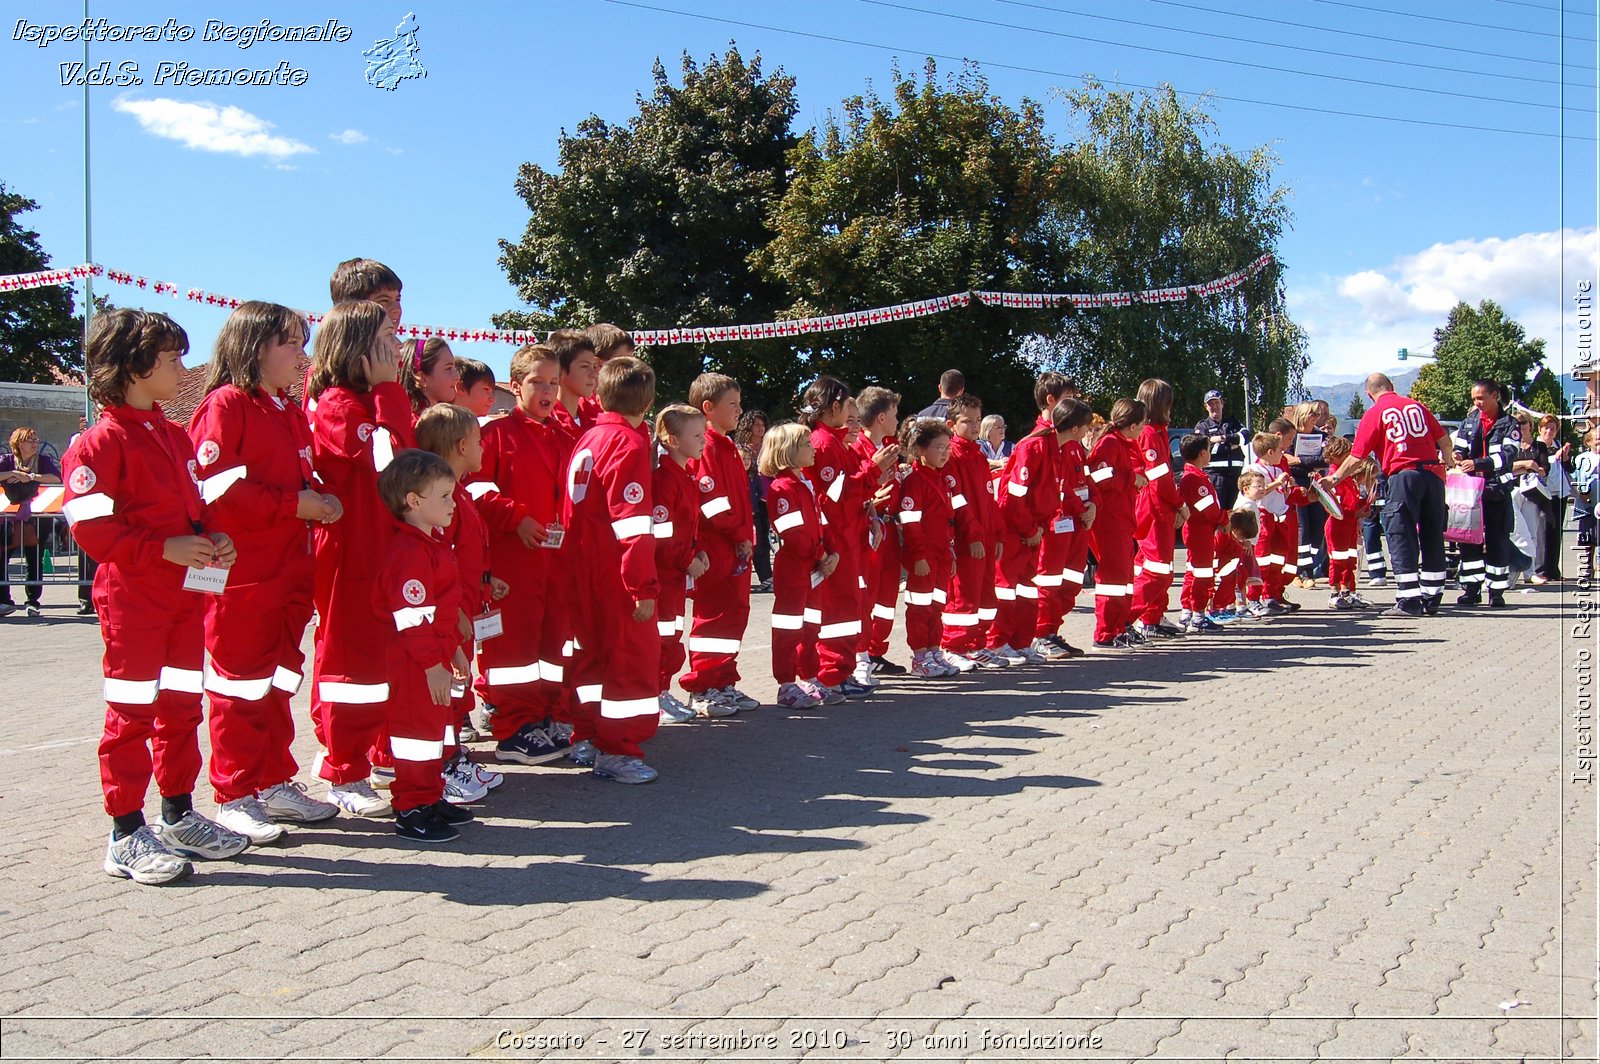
left=81, top=0, right=94, bottom=427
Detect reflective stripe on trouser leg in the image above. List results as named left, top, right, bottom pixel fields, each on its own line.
left=1484, top=565, right=1510, bottom=592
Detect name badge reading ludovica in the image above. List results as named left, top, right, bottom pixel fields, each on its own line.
left=474, top=610, right=504, bottom=641
left=183, top=565, right=230, bottom=595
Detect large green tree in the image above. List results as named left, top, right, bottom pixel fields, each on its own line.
left=0, top=183, right=82, bottom=383
left=1411, top=299, right=1545, bottom=420
left=756, top=62, right=1062, bottom=424
left=496, top=48, right=799, bottom=409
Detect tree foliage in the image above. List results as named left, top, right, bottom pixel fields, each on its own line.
left=1411, top=300, right=1546, bottom=421
left=495, top=48, right=799, bottom=409
left=1346, top=393, right=1367, bottom=421
left=0, top=184, right=82, bottom=383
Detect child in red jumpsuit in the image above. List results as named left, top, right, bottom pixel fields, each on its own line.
left=374, top=449, right=475, bottom=842
left=1089, top=399, right=1148, bottom=649
left=65, top=309, right=249, bottom=885
left=850, top=386, right=903, bottom=683
left=1131, top=379, right=1189, bottom=638
left=652, top=405, right=710, bottom=722
left=1320, top=437, right=1372, bottom=609
left=941, top=396, right=1008, bottom=669
left=896, top=418, right=958, bottom=678
left=990, top=388, right=1061, bottom=666
left=1032, top=396, right=1097, bottom=659
left=562, top=357, right=663, bottom=784
left=762, top=424, right=837, bottom=708
left=1177, top=435, right=1225, bottom=632
left=190, top=301, right=342, bottom=844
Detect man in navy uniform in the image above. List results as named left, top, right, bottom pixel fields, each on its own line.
left=1451, top=379, right=1520, bottom=608
left=1194, top=389, right=1247, bottom=509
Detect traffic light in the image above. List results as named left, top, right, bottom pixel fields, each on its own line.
left=1397, top=347, right=1409, bottom=361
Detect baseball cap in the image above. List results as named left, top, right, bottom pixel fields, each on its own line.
left=1204, top=389, right=1223, bottom=402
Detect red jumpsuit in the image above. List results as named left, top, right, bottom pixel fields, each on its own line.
left=1211, top=524, right=1250, bottom=608
left=941, top=434, right=998, bottom=653
left=681, top=427, right=753, bottom=694
left=562, top=413, right=661, bottom=757
left=445, top=478, right=490, bottom=752
left=188, top=386, right=319, bottom=804
left=990, top=428, right=1057, bottom=652
left=467, top=408, right=572, bottom=739
left=851, top=432, right=899, bottom=658
left=767, top=470, right=826, bottom=683
left=308, top=381, right=415, bottom=785
left=1178, top=465, right=1225, bottom=615
left=375, top=519, right=461, bottom=814
left=898, top=464, right=955, bottom=651
left=653, top=459, right=700, bottom=693
left=63, top=404, right=212, bottom=817
left=1244, top=460, right=1307, bottom=601
left=1324, top=479, right=1364, bottom=593
left=1036, top=436, right=1095, bottom=638
left=1132, top=422, right=1182, bottom=624
left=1088, top=431, right=1140, bottom=643
left=809, top=423, right=874, bottom=685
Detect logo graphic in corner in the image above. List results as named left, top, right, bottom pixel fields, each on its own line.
left=69, top=466, right=96, bottom=494
left=402, top=578, right=426, bottom=606
left=196, top=440, right=221, bottom=467
left=622, top=481, right=644, bottom=505
left=698, top=475, right=715, bottom=494
left=364, top=13, right=427, bottom=91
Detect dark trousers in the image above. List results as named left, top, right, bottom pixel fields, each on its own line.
left=751, top=496, right=772, bottom=584
left=1297, top=500, right=1327, bottom=578
left=1458, top=495, right=1513, bottom=594
left=1539, top=497, right=1569, bottom=580
left=1, top=522, right=43, bottom=606
left=79, top=547, right=98, bottom=605
left=1362, top=509, right=1387, bottom=579
left=1208, top=472, right=1239, bottom=511
left=1383, top=469, right=1447, bottom=608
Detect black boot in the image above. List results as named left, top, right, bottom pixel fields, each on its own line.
left=1488, top=591, right=1507, bottom=608
left=1456, top=589, right=1481, bottom=606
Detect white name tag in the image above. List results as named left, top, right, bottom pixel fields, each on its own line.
left=540, top=523, right=565, bottom=549
left=1053, top=517, right=1076, bottom=534
left=1075, top=487, right=1090, bottom=501
left=182, top=565, right=230, bottom=595
left=810, top=570, right=825, bottom=588
left=473, top=609, right=504, bottom=641
left=449, top=677, right=468, bottom=699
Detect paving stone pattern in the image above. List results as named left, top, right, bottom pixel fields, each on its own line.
left=0, top=564, right=1593, bottom=1061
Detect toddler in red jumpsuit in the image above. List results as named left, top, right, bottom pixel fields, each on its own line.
left=897, top=419, right=958, bottom=678
left=374, top=449, right=475, bottom=842
left=761, top=424, right=837, bottom=708
left=1320, top=437, right=1373, bottom=609
left=652, top=405, right=710, bottom=723
left=65, top=309, right=249, bottom=885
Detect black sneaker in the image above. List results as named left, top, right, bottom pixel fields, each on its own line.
left=0, top=603, right=15, bottom=618
left=1422, top=596, right=1442, bottom=616
left=869, top=655, right=907, bottom=675
left=1381, top=602, right=1425, bottom=618
left=395, top=807, right=458, bottom=843
left=838, top=679, right=874, bottom=698
left=1456, top=590, right=1481, bottom=607
left=1123, top=625, right=1149, bottom=646
left=1274, top=599, right=1301, bottom=613
left=1092, top=635, right=1134, bottom=650
left=1152, top=622, right=1184, bottom=638
left=752, top=580, right=773, bottom=594
left=76, top=601, right=96, bottom=616
left=1049, top=636, right=1085, bottom=658
left=431, top=800, right=474, bottom=825
left=495, top=722, right=567, bottom=765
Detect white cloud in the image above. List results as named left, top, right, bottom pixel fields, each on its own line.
left=1296, top=228, right=1600, bottom=382
left=111, top=97, right=312, bottom=159
left=329, top=128, right=368, bottom=145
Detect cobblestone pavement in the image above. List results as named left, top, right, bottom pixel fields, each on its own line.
left=0, top=555, right=1593, bottom=1062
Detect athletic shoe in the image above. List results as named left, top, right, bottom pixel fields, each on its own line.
left=76, top=601, right=97, bottom=616
left=1487, top=591, right=1507, bottom=609
left=566, top=739, right=598, bottom=767
left=0, top=603, right=15, bottom=617
left=1207, top=608, right=1237, bottom=625
left=104, top=826, right=191, bottom=885
left=1332, top=593, right=1352, bottom=610
left=1262, top=600, right=1289, bottom=617
left=814, top=684, right=848, bottom=705
left=1349, top=593, right=1376, bottom=609
left=215, top=796, right=286, bottom=845
left=442, top=758, right=489, bottom=804
left=472, top=762, right=505, bottom=790
left=968, top=647, right=1009, bottom=669
left=1275, top=598, right=1301, bottom=613
left=1191, top=616, right=1222, bottom=633
left=1177, top=609, right=1193, bottom=627
left=432, top=800, right=474, bottom=824
left=1048, top=636, right=1086, bottom=658
left=851, top=660, right=881, bottom=688
left=23, top=603, right=40, bottom=618
left=327, top=779, right=392, bottom=818
left=912, top=652, right=953, bottom=678
left=1382, top=602, right=1425, bottom=618
left=151, top=811, right=250, bottom=860
left=1028, top=637, right=1070, bottom=662
left=838, top=679, right=875, bottom=697
left=546, top=720, right=576, bottom=748
left=658, top=692, right=697, bottom=724
left=495, top=722, right=568, bottom=765
left=592, top=753, right=659, bottom=784
left=1123, top=625, right=1149, bottom=646
left=1092, top=635, right=1134, bottom=650
left=869, top=655, right=907, bottom=675
left=797, top=678, right=829, bottom=702
left=717, top=686, right=760, bottom=711
left=777, top=682, right=822, bottom=709
left=457, top=718, right=481, bottom=745
left=989, top=644, right=1028, bottom=666
left=939, top=649, right=979, bottom=673
left=471, top=705, right=496, bottom=740
left=1154, top=621, right=1185, bottom=637
left=688, top=691, right=737, bottom=718
left=395, top=807, right=458, bottom=843
left=1016, top=644, right=1049, bottom=664
left=753, top=579, right=773, bottom=594
left=259, top=780, right=339, bottom=823
left=369, top=765, right=395, bottom=790
left=1368, top=575, right=1387, bottom=587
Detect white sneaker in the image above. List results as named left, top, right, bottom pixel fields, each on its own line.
left=259, top=780, right=339, bottom=823
left=369, top=765, right=395, bottom=791
left=717, top=686, right=760, bottom=711
left=592, top=753, right=659, bottom=784
left=777, top=682, right=822, bottom=708
left=442, top=758, right=489, bottom=804
left=658, top=692, right=697, bottom=724
left=968, top=647, right=1010, bottom=669
left=1028, top=637, right=1071, bottom=662
left=104, top=826, right=191, bottom=885
left=991, top=644, right=1029, bottom=666
left=1177, top=609, right=1193, bottom=627
left=689, top=690, right=737, bottom=718
left=151, top=810, right=250, bottom=860
left=472, top=762, right=505, bottom=790
left=939, top=648, right=978, bottom=673
left=216, top=796, right=287, bottom=845
left=1017, top=644, right=1048, bottom=665
left=327, top=779, right=392, bottom=818
left=851, top=660, right=880, bottom=688
left=912, top=652, right=952, bottom=678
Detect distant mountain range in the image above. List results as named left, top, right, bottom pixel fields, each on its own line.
left=1304, top=368, right=1420, bottom=423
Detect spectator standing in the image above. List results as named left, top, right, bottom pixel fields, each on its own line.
left=916, top=369, right=965, bottom=420
left=979, top=415, right=1012, bottom=466
left=68, top=416, right=99, bottom=615
left=1194, top=390, right=1247, bottom=509
left=737, top=411, right=773, bottom=593
left=1536, top=415, right=1572, bottom=582
left=1, top=426, right=63, bottom=617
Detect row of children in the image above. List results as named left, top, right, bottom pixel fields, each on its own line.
left=65, top=255, right=1379, bottom=886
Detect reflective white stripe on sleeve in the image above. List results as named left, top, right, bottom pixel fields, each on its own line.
left=1090, top=466, right=1114, bottom=483
left=466, top=481, right=498, bottom=500
left=576, top=684, right=602, bottom=705
left=700, top=496, right=732, bottom=519
left=688, top=636, right=742, bottom=654
left=1194, top=494, right=1215, bottom=511
left=905, top=590, right=936, bottom=606
left=203, top=666, right=273, bottom=701
left=1062, top=567, right=1086, bottom=583
left=391, top=736, right=445, bottom=761
left=612, top=514, right=653, bottom=540
left=1451, top=434, right=1469, bottom=449
left=978, top=607, right=998, bottom=621
left=540, top=660, right=565, bottom=683
left=871, top=604, right=896, bottom=621
left=159, top=666, right=204, bottom=694
left=804, top=608, right=823, bottom=624
left=826, top=472, right=846, bottom=503
left=200, top=464, right=248, bottom=504
left=318, top=680, right=390, bottom=704
left=818, top=620, right=862, bottom=639
left=272, top=667, right=304, bottom=694
left=485, top=662, right=540, bottom=686
left=602, top=696, right=661, bottom=720
left=104, top=676, right=159, bottom=704
left=657, top=620, right=679, bottom=636
left=994, top=586, right=1017, bottom=601
left=950, top=493, right=968, bottom=509
left=1145, top=462, right=1171, bottom=480
left=1187, top=566, right=1215, bottom=579
left=1217, top=559, right=1240, bottom=577
left=770, top=613, right=805, bottom=630
left=1006, top=481, right=1030, bottom=497
left=772, top=510, right=806, bottom=533
left=897, top=510, right=923, bottom=525
left=63, top=492, right=115, bottom=525
left=652, top=520, right=675, bottom=540
left=1015, top=584, right=1040, bottom=599
left=371, top=427, right=397, bottom=472
left=393, top=605, right=437, bottom=631
left=941, top=611, right=980, bottom=626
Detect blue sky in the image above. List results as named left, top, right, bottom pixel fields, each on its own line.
left=2, top=0, right=1596, bottom=387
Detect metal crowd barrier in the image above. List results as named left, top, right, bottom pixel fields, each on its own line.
left=2, top=488, right=92, bottom=595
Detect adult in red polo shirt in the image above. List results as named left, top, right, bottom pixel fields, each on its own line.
left=1326, top=373, right=1451, bottom=617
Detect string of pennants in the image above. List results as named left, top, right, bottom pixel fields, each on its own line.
left=0, top=253, right=1274, bottom=346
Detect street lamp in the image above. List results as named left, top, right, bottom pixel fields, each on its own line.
left=1396, top=347, right=1436, bottom=361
